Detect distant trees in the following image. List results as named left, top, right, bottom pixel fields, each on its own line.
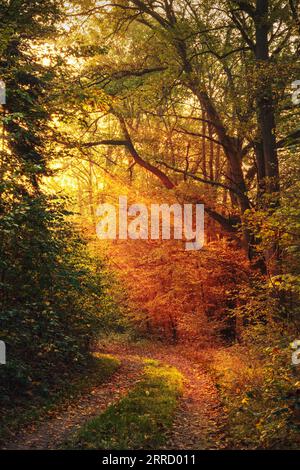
left=109, top=237, right=250, bottom=343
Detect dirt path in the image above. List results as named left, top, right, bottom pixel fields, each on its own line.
left=105, top=343, right=225, bottom=450
left=163, top=356, right=225, bottom=450
left=3, top=343, right=225, bottom=450
left=3, top=354, right=143, bottom=450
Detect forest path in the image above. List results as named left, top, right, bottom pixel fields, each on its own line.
left=3, top=354, right=143, bottom=450
left=3, top=342, right=225, bottom=450
left=163, top=354, right=225, bottom=450
left=104, top=342, right=225, bottom=450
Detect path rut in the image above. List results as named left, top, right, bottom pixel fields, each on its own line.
left=3, top=355, right=143, bottom=450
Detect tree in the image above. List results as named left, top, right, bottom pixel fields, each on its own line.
left=61, top=0, right=299, bottom=269
left=0, top=0, right=124, bottom=405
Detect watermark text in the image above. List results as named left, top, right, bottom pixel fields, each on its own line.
left=96, top=196, right=204, bottom=251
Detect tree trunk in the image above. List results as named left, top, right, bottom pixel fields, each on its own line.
left=255, top=0, right=281, bottom=274
left=255, top=0, right=280, bottom=198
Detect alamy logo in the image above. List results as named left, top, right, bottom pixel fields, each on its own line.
left=0, top=341, right=6, bottom=365
left=96, top=196, right=204, bottom=251
left=291, top=340, right=300, bottom=366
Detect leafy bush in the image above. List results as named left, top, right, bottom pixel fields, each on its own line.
left=0, top=188, right=127, bottom=409
left=208, top=282, right=300, bottom=449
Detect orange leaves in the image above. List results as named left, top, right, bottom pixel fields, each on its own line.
left=106, top=238, right=249, bottom=344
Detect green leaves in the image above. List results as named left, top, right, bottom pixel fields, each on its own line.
left=0, top=186, right=127, bottom=424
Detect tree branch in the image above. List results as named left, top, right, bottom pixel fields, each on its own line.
left=116, top=114, right=175, bottom=189
left=230, top=0, right=256, bottom=18
left=157, top=160, right=247, bottom=199
left=175, top=127, right=222, bottom=146
left=276, top=129, right=300, bottom=148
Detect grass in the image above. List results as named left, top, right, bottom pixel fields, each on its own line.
left=64, top=359, right=184, bottom=449
left=0, top=353, right=120, bottom=446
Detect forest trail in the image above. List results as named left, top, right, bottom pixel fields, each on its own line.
left=105, top=342, right=225, bottom=450
left=3, top=342, right=225, bottom=450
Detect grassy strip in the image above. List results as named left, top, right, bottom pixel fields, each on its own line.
left=65, top=359, right=184, bottom=449
left=0, top=354, right=120, bottom=446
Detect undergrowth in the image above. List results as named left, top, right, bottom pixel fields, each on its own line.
left=0, top=354, right=120, bottom=446
left=207, top=331, right=300, bottom=449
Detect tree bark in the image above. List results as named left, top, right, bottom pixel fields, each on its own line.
left=255, top=0, right=280, bottom=198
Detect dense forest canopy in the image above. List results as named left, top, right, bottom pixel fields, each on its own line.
left=55, top=1, right=300, bottom=262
